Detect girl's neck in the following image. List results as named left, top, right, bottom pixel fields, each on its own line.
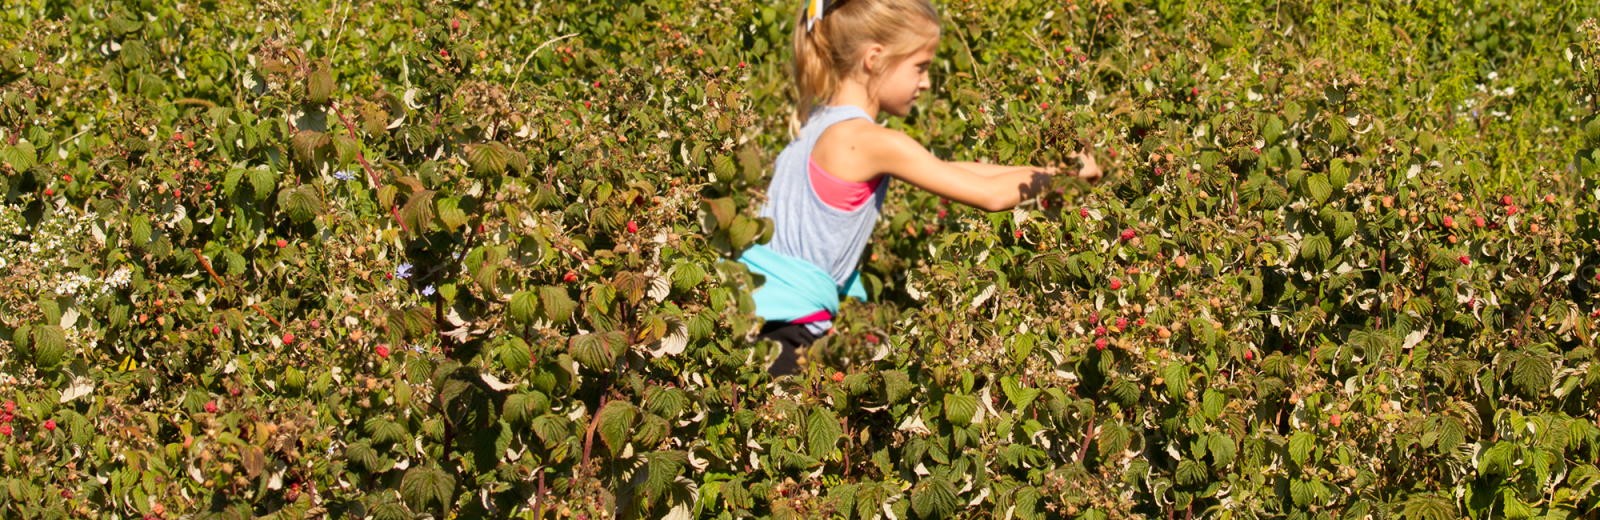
left=828, top=80, right=879, bottom=119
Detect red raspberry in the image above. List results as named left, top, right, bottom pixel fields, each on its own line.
left=1109, top=278, right=1122, bottom=290
left=1079, top=208, right=1089, bottom=218
left=62, top=174, right=71, bottom=182
left=1120, top=229, right=1136, bottom=241
left=626, top=220, right=638, bottom=233
left=204, top=401, right=217, bottom=413
left=212, top=326, right=221, bottom=335
left=1501, top=195, right=1513, bottom=205
left=1506, top=205, right=1518, bottom=216
left=866, top=334, right=880, bottom=344
left=1443, top=216, right=1454, bottom=228
left=0, top=425, right=9, bottom=436
left=1191, top=87, right=1198, bottom=96
left=1136, top=317, right=1145, bottom=326
left=1095, top=338, right=1107, bottom=350
left=1115, top=316, right=1128, bottom=331
left=564, top=271, right=579, bottom=283
left=451, top=19, right=459, bottom=30
left=282, top=333, right=295, bottom=345
left=738, top=62, right=747, bottom=69
left=439, top=49, right=449, bottom=57
left=1458, top=256, right=1470, bottom=266
left=376, top=344, right=390, bottom=359
left=1040, top=102, right=1049, bottom=110
left=3, top=401, right=12, bottom=413
left=832, top=371, right=844, bottom=383
left=1474, top=216, right=1485, bottom=228
left=43, top=419, right=55, bottom=431
left=1545, top=194, right=1556, bottom=204
left=1329, top=414, right=1342, bottom=427
left=1094, top=325, right=1107, bottom=336
left=1244, top=350, right=1253, bottom=361
left=276, top=239, right=288, bottom=248
left=1014, top=229, right=1023, bottom=238
left=44, top=188, right=54, bottom=196
left=937, top=208, right=947, bottom=219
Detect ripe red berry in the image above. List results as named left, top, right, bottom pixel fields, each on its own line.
left=626, top=220, right=639, bottom=233
left=1040, top=102, right=1049, bottom=110
left=1078, top=55, right=1087, bottom=62
left=1120, top=229, right=1136, bottom=241
left=376, top=344, right=390, bottom=359
left=1079, top=208, right=1090, bottom=218
left=1095, top=338, right=1107, bottom=350
left=1087, top=314, right=1100, bottom=325
left=937, top=208, right=947, bottom=219
left=212, top=326, right=221, bottom=335
left=1474, top=216, right=1485, bottom=228
left=1443, top=216, right=1454, bottom=228
left=1109, top=278, right=1122, bottom=290
left=584, top=101, right=591, bottom=109
left=1014, top=229, right=1023, bottom=238
left=1501, top=195, right=1513, bottom=206
left=1545, top=194, right=1556, bottom=204
left=1458, top=256, right=1470, bottom=266
left=276, top=239, right=288, bottom=248
left=1191, top=87, right=1198, bottom=96
left=832, top=371, right=844, bottom=383
left=204, top=401, right=218, bottom=413
left=564, top=271, right=579, bottom=283
left=738, top=62, right=747, bottom=69
left=1136, top=317, right=1145, bottom=326
left=1094, top=325, right=1107, bottom=337
left=0, top=425, right=9, bottom=436
left=43, top=419, right=55, bottom=431
left=1329, top=414, right=1342, bottom=428
left=1115, top=316, right=1128, bottom=331
left=3, top=401, right=12, bottom=414
left=439, top=49, right=449, bottom=57
left=282, top=333, right=295, bottom=345
left=451, top=19, right=460, bottom=30
left=1244, top=350, right=1253, bottom=361
left=62, top=174, right=71, bottom=182
left=1506, top=205, right=1518, bottom=216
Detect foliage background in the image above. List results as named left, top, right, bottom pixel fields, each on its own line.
left=3, top=0, right=1600, bottom=518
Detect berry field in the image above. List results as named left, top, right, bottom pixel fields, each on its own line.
left=3, top=0, right=1600, bottom=518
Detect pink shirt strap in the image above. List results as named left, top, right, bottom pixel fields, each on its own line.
left=809, top=157, right=883, bottom=211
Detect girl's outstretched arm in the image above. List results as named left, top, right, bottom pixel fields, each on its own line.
left=862, top=126, right=1087, bottom=212
left=951, top=153, right=1102, bottom=183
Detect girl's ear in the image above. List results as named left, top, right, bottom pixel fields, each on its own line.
left=860, top=43, right=886, bottom=76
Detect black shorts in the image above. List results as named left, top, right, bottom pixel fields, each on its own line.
left=758, top=321, right=819, bottom=377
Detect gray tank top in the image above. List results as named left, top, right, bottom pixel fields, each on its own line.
left=759, top=104, right=890, bottom=292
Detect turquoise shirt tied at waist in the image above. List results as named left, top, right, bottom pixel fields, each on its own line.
left=739, top=244, right=867, bottom=323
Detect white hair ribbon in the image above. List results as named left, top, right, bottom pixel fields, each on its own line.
left=805, top=0, right=826, bottom=32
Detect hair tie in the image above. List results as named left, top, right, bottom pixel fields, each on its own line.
left=805, top=0, right=826, bottom=32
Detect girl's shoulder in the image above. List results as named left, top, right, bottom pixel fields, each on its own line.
left=811, top=119, right=905, bottom=183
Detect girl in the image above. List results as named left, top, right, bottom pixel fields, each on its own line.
left=744, top=0, right=1102, bottom=376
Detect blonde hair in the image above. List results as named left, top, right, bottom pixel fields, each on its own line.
left=791, top=0, right=940, bottom=127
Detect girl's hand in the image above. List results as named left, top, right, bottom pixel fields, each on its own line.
left=1069, top=152, right=1103, bottom=184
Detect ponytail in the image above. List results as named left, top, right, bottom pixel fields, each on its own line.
left=790, top=0, right=940, bottom=130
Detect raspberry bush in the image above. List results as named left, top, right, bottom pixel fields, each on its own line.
left=2, top=0, right=1600, bottom=519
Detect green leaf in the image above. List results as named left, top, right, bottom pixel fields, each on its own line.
left=3, top=141, right=37, bottom=173
left=465, top=142, right=509, bottom=177
left=595, top=400, right=637, bottom=455
left=882, top=370, right=914, bottom=403
left=712, top=154, right=737, bottom=183
left=400, top=466, right=455, bottom=512
left=400, top=190, right=437, bottom=234
left=568, top=330, right=625, bottom=371
left=910, top=475, right=959, bottom=519
left=509, top=290, right=539, bottom=324
left=1512, top=352, right=1552, bottom=396
left=32, top=325, right=67, bottom=369
left=1001, top=376, right=1039, bottom=412
left=540, top=286, right=576, bottom=323
left=249, top=168, right=277, bottom=201
left=531, top=414, right=570, bottom=447
left=435, top=196, right=469, bottom=231
left=1097, top=421, right=1130, bottom=461
left=1175, top=459, right=1207, bottom=486
left=497, top=337, right=530, bottom=373
left=806, top=407, right=842, bottom=457
left=1288, top=431, right=1315, bottom=466
left=1306, top=173, right=1332, bottom=205
left=728, top=215, right=760, bottom=249
left=280, top=185, right=323, bottom=224
left=943, top=393, right=978, bottom=424
left=305, top=63, right=334, bottom=104
left=1207, top=432, right=1236, bottom=468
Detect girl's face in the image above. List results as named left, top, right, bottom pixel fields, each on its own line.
left=872, top=35, right=938, bottom=118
